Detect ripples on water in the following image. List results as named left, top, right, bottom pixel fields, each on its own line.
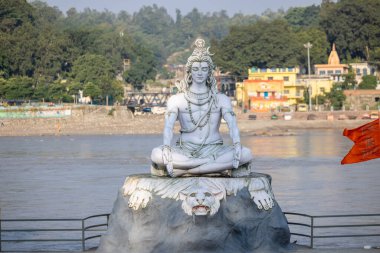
left=0, top=130, right=379, bottom=248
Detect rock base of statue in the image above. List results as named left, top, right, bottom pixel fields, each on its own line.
left=96, top=172, right=291, bottom=253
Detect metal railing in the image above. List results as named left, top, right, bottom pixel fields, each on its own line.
left=0, top=213, right=109, bottom=252
left=1, top=212, right=380, bottom=251
left=284, top=212, right=380, bottom=248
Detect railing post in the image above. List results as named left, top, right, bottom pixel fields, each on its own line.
left=82, top=219, right=85, bottom=251
left=0, top=208, right=2, bottom=252
left=310, top=216, right=314, bottom=248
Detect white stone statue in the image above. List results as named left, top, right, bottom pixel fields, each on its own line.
left=151, top=39, right=253, bottom=177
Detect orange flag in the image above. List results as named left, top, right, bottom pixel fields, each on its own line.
left=341, top=118, right=380, bottom=165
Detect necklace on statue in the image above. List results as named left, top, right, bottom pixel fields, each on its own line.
left=187, top=99, right=211, bottom=130
left=184, top=89, right=211, bottom=106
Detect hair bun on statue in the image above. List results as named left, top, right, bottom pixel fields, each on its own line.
left=192, top=38, right=214, bottom=58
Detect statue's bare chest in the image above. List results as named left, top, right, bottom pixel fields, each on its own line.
left=177, top=99, right=221, bottom=125
left=178, top=100, right=220, bottom=115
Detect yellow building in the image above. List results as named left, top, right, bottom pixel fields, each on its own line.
left=296, top=76, right=334, bottom=107
left=247, top=67, right=302, bottom=105
left=236, top=79, right=288, bottom=112
left=248, top=67, right=299, bottom=82
left=238, top=46, right=342, bottom=108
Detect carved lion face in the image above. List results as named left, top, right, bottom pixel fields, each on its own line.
left=179, top=186, right=224, bottom=216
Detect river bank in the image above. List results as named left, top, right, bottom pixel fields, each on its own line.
left=0, top=110, right=373, bottom=137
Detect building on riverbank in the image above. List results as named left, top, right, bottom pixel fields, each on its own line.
left=314, top=43, right=348, bottom=82
left=344, top=89, right=380, bottom=110
left=236, top=43, right=379, bottom=112
left=236, top=79, right=288, bottom=112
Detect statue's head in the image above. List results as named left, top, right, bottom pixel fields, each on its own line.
left=178, top=39, right=217, bottom=93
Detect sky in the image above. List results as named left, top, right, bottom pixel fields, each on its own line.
left=41, top=0, right=323, bottom=17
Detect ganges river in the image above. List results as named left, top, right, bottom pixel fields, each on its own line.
left=0, top=129, right=379, bottom=249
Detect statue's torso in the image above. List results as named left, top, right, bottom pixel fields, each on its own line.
left=174, top=93, right=223, bottom=144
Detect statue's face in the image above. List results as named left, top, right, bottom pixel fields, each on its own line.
left=191, top=61, right=209, bottom=85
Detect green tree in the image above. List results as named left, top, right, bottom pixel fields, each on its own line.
left=67, top=81, right=82, bottom=96
left=0, top=0, right=72, bottom=81
left=358, top=75, right=377, bottom=89
left=32, top=81, right=49, bottom=101
left=91, top=30, right=135, bottom=74
left=341, top=65, right=357, bottom=90
left=2, top=76, right=35, bottom=100
left=326, top=83, right=346, bottom=109
left=71, top=54, right=114, bottom=86
left=285, top=5, right=320, bottom=29
left=213, top=19, right=300, bottom=76
left=320, top=0, right=380, bottom=61
left=0, top=0, right=35, bottom=33
left=123, top=45, right=157, bottom=89
left=47, top=82, right=70, bottom=103
left=0, top=77, right=7, bottom=98
left=111, top=80, right=125, bottom=103
left=83, top=82, right=101, bottom=104
left=313, top=94, right=327, bottom=106
left=295, top=28, right=330, bottom=73
left=132, top=5, right=173, bottom=36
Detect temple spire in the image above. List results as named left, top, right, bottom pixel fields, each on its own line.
left=328, top=43, right=340, bottom=65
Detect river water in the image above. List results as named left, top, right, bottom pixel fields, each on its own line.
left=0, top=130, right=379, bottom=249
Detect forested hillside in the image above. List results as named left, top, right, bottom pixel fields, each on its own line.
left=0, top=0, right=379, bottom=103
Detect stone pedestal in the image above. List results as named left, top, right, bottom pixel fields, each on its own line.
left=97, top=173, right=290, bottom=253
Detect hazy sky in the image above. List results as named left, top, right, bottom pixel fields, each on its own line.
left=41, top=0, right=323, bottom=17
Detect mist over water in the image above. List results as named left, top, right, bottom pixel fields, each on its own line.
left=0, top=130, right=379, bottom=248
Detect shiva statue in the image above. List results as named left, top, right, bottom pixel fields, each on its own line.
left=151, top=39, right=253, bottom=177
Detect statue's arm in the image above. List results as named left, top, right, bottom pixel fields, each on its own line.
left=162, top=95, right=179, bottom=176
left=163, top=96, right=178, bottom=146
left=220, top=95, right=241, bottom=168
left=220, top=95, right=240, bottom=144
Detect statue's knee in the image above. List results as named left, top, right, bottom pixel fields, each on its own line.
left=151, top=147, right=163, bottom=164
left=241, top=147, right=253, bottom=162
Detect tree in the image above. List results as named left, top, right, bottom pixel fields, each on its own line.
left=320, top=0, right=380, bottom=61
left=123, top=45, right=157, bottom=89
left=295, top=28, right=330, bottom=73
left=0, top=0, right=35, bottom=33
left=341, top=65, right=357, bottom=90
left=326, top=83, right=346, bottom=109
left=0, top=0, right=72, bottom=81
left=47, top=82, right=71, bottom=103
left=83, top=82, right=101, bottom=104
left=71, top=54, right=114, bottom=87
left=213, top=19, right=300, bottom=76
left=285, top=5, right=320, bottom=29
left=32, top=81, right=49, bottom=101
left=132, top=5, right=173, bottom=35
left=358, top=75, right=377, bottom=89
left=67, top=81, right=82, bottom=102
left=1, top=76, right=35, bottom=100
left=111, top=80, right=125, bottom=103
left=91, top=29, right=135, bottom=74
left=0, top=77, right=7, bottom=98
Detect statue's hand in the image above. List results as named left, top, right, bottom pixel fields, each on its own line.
left=233, top=142, right=241, bottom=169
left=162, top=145, right=174, bottom=177
left=252, top=191, right=274, bottom=211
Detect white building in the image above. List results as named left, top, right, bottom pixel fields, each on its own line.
left=349, top=62, right=378, bottom=84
